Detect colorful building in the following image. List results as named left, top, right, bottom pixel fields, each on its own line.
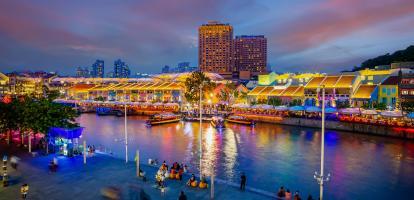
left=378, top=76, right=398, bottom=109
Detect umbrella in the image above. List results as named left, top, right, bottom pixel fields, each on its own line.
left=407, top=112, right=414, bottom=119
left=274, top=106, right=288, bottom=111
left=289, top=106, right=305, bottom=112
left=361, top=110, right=378, bottom=115
left=306, top=106, right=321, bottom=113
left=381, top=110, right=403, bottom=118
left=324, top=107, right=338, bottom=114
left=339, top=108, right=362, bottom=115
left=232, top=103, right=250, bottom=108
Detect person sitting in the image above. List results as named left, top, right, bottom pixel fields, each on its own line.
left=186, top=174, right=197, bottom=187
left=177, top=168, right=184, bottom=180
left=169, top=168, right=176, bottom=179
left=199, top=175, right=208, bottom=189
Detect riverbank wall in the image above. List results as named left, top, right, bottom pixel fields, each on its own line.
left=242, top=115, right=414, bottom=139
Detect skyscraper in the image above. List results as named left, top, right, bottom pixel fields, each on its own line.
left=113, top=59, right=131, bottom=78
left=91, top=60, right=104, bottom=78
left=199, top=21, right=233, bottom=77
left=76, top=67, right=89, bottom=77
left=162, top=65, right=170, bottom=73
left=234, top=35, right=267, bottom=79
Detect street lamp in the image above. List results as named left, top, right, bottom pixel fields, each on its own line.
left=314, top=85, right=330, bottom=200
left=123, top=94, right=128, bottom=163
left=199, top=81, right=207, bottom=178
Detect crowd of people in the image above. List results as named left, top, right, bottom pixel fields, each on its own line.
left=276, top=186, right=315, bottom=200
left=154, top=161, right=189, bottom=189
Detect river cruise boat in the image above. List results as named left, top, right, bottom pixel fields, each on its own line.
left=226, top=115, right=256, bottom=126
left=146, top=113, right=181, bottom=126
left=211, top=116, right=225, bottom=129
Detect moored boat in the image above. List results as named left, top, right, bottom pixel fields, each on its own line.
left=146, top=113, right=181, bottom=126
left=211, top=116, right=225, bottom=129
left=226, top=115, right=255, bottom=126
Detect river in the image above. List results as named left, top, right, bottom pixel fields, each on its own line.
left=77, top=113, right=414, bottom=199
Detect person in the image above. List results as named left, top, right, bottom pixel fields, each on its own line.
left=53, top=157, right=58, bottom=166
left=277, top=186, right=286, bottom=199
left=178, top=191, right=187, bottom=200
left=285, top=189, right=292, bottom=200
left=294, top=191, right=301, bottom=200
left=11, top=156, right=19, bottom=170
left=240, top=172, right=246, bottom=191
left=307, top=195, right=314, bottom=200
left=187, top=174, right=197, bottom=187
left=199, top=174, right=208, bottom=189
left=21, top=183, right=29, bottom=199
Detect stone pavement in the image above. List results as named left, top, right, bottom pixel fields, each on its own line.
left=0, top=146, right=275, bottom=200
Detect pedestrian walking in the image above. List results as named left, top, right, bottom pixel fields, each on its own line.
left=178, top=191, right=187, bottom=200
left=21, top=183, right=29, bottom=199
left=294, top=191, right=302, bottom=200
left=11, top=156, right=20, bottom=170
left=240, top=172, right=246, bottom=191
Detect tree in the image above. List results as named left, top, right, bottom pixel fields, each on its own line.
left=268, top=97, right=282, bottom=106
left=336, top=100, right=350, bottom=109
left=374, top=102, right=387, bottom=110
left=289, top=99, right=302, bottom=106
left=184, top=71, right=215, bottom=104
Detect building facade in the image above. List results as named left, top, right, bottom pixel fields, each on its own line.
left=91, top=60, right=105, bottom=78
left=199, top=21, right=233, bottom=77
left=76, top=67, right=89, bottom=77
left=113, top=59, right=131, bottom=78
left=234, top=35, right=267, bottom=79
left=378, top=76, right=398, bottom=109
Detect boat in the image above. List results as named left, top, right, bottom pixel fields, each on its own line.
left=146, top=113, right=181, bottom=126
left=226, top=115, right=255, bottom=126
left=96, top=107, right=123, bottom=116
left=183, top=116, right=213, bottom=122
left=211, top=116, right=225, bottom=129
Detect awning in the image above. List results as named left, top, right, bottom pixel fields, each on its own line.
left=381, top=110, right=403, bottom=118
left=289, top=106, right=305, bottom=111
left=339, top=108, right=362, bottom=115
left=274, top=106, right=288, bottom=111
left=48, top=127, right=83, bottom=139
left=306, top=106, right=321, bottom=113
left=324, top=107, right=338, bottom=114
left=361, top=110, right=378, bottom=115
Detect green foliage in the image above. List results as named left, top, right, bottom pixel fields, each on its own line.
left=0, top=95, right=79, bottom=139
left=354, top=45, right=414, bottom=71
left=184, top=71, right=215, bottom=103
left=289, top=99, right=302, bottom=106
left=336, top=100, right=350, bottom=109
left=374, top=102, right=387, bottom=110
left=361, top=103, right=371, bottom=109
left=401, top=101, right=414, bottom=112
left=268, top=98, right=282, bottom=106
left=94, top=96, right=105, bottom=101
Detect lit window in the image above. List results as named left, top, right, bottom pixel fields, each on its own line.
left=402, top=90, right=409, bottom=95
left=368, top=76, right=373, bottom=81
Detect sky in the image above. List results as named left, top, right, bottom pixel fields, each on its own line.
left=0, top=0, right=413, bottom=75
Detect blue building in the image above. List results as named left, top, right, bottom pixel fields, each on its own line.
left=90, top=60, right=104, bottom=78
left=113, top=59, right=131, bottom=78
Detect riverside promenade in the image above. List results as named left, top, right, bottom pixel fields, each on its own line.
left=0, top=144, right=274, bottom=200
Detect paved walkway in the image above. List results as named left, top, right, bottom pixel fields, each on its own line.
left=0, top=144, right=275, bottom=200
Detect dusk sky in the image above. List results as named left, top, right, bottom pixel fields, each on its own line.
left=0, top=0, right=413, bottom=75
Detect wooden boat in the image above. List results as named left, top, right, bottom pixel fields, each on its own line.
left=146, top=113, right=181, bottom=126
left=226, top=115, right=255, bottom=126
left=211, top=116, right=225, bottom=129
left=96, top=107, right=123, bottom=116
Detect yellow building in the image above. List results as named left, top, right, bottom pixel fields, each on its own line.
left=0, top=72, right=9, bottom=95
left=378, top=76, right=398, bottom=108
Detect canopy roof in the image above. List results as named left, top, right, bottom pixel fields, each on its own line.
left=352, top=84, right=377, bottom=99
left=86, top=82, right=184, bottom=92
left=248, top=85, right=304, bottom=97
left=48, top=127, right=83, bottom=139
left=305, top=75, right=355, bottom=89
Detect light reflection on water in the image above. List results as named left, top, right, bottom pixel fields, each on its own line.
left=78, top=114, right=414, bottom=199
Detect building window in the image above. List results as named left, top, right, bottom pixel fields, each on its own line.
left=361, top=76, right=366, bottom=81
left=402, top=90, right=409, bottom=95
left=411, top=90, right=414, bottom=95
left=382, top=97, right=387, bottom=104
left=392, top=88, right=396, bottom=94
left=382, top=88, right=386, bottom=94
left=391, top=97, right=396, bottom=104
left=387, top=88, right=391, bottom=96
left=368, top=76, right=373, bottom=81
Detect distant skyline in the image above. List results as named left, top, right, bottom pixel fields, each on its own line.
left=0, top=0, right=413, bottom=75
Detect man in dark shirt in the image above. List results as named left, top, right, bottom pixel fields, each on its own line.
left=240, top=172, right=246, bottom=190
left=179, top=191, right=187, bottom=200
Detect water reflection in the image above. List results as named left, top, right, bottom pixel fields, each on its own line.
left=78, top=114, right=414, bottom=199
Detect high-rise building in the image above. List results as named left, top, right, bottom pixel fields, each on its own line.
left=76, top=67, right=89, bottom=77
left=162, top=65, right=170, bottom=73
left=113, top=59, right=131, bottom=78
left=91, top=60, right=104, bottom=78
left=199, top=21, right=233, bottom=77
left=177, top=62, right=190, bottom=73
left=234, top=35, right=267, bottom=79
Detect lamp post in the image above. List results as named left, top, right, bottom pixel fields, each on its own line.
left=124, top=95, right=128, bottom=163
left=314, top=85, right=330, bottom=200
left=199, top=82, right=203, bottom=178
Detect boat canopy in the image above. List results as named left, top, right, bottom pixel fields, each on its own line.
left=48, top=127, right=83, bottom=139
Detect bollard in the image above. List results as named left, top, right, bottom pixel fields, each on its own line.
left=136, top=150, right=140, bottom=177
left=83, top=141, right=86, bottom=164
left=2, top=156, right=8, bottom=187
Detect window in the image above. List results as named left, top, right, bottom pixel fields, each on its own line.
left=410, top=90, right=414, bottom=95
left=392, top=97, right=396, bottom=104
left=402, top=90, right=409, bottom=95
left=392, top=88, right=396, bottom=94
left=360, top=76, right=366, bottom=80
left=382, top=97, right=387, bottom=104
left=387, top=88, right=391, bottom=95
left=382, top=88, right=386, bottom=94
left=368, top=76, right=373, bottom=81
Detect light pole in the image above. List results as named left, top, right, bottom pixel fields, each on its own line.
left=314, top=85, right=330, bottom=200
left=199, top=82, right=203, bottom=178
left=124, top=95, right=128, bottom=163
